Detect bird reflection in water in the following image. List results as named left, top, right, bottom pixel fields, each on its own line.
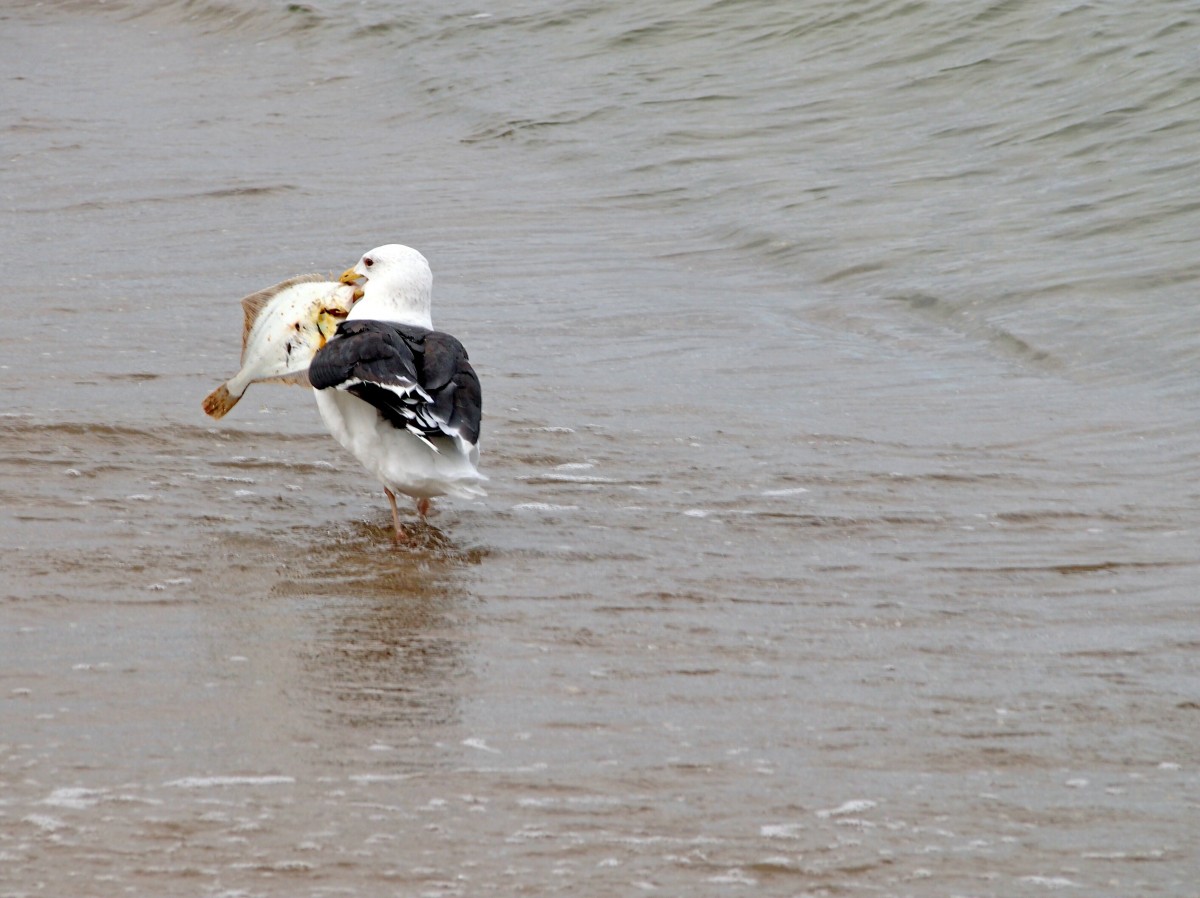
left=276, top=519, right=485, bottom=733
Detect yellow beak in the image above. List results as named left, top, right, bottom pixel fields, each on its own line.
left=339, top=266, right=365, bottom=301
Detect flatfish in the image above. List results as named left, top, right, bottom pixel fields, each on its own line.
left=201, top=274, right=359, bottom=419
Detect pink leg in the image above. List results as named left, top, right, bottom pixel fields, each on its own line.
left=416, top=497, right=431, bottom=520
left=384, top=487, right=407, bottom=543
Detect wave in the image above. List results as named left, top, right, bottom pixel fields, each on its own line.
left=27, top=0, right=332, bottom=39
left=17, top=0, right=1200, bottom=402
left=0, top=416, right=332, bottom=455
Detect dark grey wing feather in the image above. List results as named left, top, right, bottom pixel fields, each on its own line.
left=420, top=331, right=482, bottom=445
left=310, top=320, right=482, bottom=447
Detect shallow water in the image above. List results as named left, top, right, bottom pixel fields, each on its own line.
left=3, top=1, right=1199, bottom=895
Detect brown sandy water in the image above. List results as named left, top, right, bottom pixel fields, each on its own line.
left=3, top=2, right=1199, bottom=895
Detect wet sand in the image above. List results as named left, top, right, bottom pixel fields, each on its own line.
left=5, top=364, right=1197, bottom=896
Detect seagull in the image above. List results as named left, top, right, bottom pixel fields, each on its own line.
left=308, top=244, right=485, bottom=542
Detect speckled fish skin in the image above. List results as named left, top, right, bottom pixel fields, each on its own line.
left=202, top=274, right=356, bottom=419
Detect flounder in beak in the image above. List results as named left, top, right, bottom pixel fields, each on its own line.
left=201, top=273, right=357, bottom=419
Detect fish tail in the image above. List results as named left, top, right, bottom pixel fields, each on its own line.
left=201, top=383, right=241, bottom=419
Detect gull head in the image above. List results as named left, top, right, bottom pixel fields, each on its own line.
left=341, top=243, right=433, bottom=329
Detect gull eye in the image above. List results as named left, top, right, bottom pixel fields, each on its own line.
left=364, top=257, right=374, bottom=268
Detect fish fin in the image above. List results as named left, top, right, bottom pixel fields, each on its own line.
left=203, top=369, right=308, bottom=418
left=202, top=383, right=241, bottom=419
left=259, top=371, right=311, bottom=387
left=238, top=272, right=328, bottom=355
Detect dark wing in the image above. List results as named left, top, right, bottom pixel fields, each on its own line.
left=309, top=320, right=482, bottom=448
left=420, top=330, right=482, bottom=445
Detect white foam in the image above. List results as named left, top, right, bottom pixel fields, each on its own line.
left=41, top=787, right=105, bottom=810
left=462, top=738, right=501, bottom=754
left=707, top=869, right=757, bottom=885
left=762, top=487, right=809, bottom=497
left=1021, top=875, right=1080, bottom=889
left=815, top=799, right=877, bottom=818
left=263, top=860, right=313, bottom=872
left=184, top=473, right=256, bottom=484
left=24, top=814, right=66, bottom=832
left=834, top=817, right=877, bottom=829
left=348, top=774, right=414, bottom=784
left=537, top=473, right=615, bottom=483
left=164, top=775, right=295, bottom=788
left=760, top=822, right=805, bottom=839
left=513, top=502, right=580, bottom=511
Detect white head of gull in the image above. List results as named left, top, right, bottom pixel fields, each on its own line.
left=340, top=243, right=434, bottom=330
